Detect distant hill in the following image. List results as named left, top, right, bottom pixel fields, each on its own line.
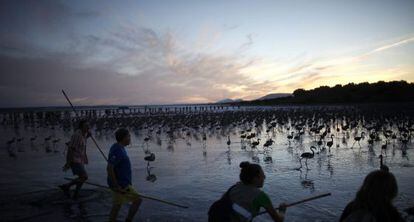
left=257, top=93, right=291, bottom=101
left=216, top=98, right=244, bottom=104
left=240, top=80, right=414, bottom=105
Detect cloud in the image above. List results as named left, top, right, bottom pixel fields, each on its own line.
left=0, top=1, right=413, bottom=107
left=1, top=28, right=412, bottom=107
left=368, top=36, right=414, bottom=55
left=0, top=0, right=101, bottom=59
left=264, top=35, right=414, bottom=91
left=238, top=34, right=254, bottom=51
left=0, top=24, right=272, bottom=107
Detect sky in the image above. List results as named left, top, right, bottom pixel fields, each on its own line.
left=0, top=0, right=413, bottom=107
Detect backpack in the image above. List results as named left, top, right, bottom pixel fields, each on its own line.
left=208, top=185, right=237, bottom=222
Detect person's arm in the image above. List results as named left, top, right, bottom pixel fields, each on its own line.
left=255, top=192, right=286, bottom=222
left=63, top=134, right=79, bottom=170
left=264, top=204, right=285, bottom=222
left=107, top=163, right=122, bottom=192
left=62, top=147, right=73, bottom=171
left=106, top=149, right=125, bottom=193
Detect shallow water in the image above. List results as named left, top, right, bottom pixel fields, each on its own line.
left=0, top=110, right=413, bottom=222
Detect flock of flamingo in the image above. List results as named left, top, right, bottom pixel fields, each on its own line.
left=2, top=106, right=413, bottom=173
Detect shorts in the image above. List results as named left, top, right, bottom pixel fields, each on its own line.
left=71, top=163, right=87, bottom=177
left=112, top=185, right=140, bottom=205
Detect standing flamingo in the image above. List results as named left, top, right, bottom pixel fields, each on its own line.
left=326, top=135, right=334, bottom=152
left=299, top=146, right=317, bottom=170
left=379, top=155, right=389, bottom=172
left=351, top=132, right=365, bottom=148
left=287, top=132, right=294, bottom=147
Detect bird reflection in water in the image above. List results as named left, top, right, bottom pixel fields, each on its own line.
left=299, top=169, right=315, bottom=193
left=144, top=153, right=157, bottom=182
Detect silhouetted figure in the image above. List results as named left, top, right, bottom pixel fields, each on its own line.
left=210, top=161, right=286, bottom=222
left=59, top=120, right=90, bottom=199
left=340, top=170, right=404, bottom=222
left=107, top=128, right=142, bottom=222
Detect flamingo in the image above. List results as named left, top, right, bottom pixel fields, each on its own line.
left=251, top=139, right=260, bottom=148
left=381, top=140, right=388, bottom=155
left=6, top=137, right=16, bottom=145
left=6, top=137, right=16, bottom=158
left=264, top=155, right=272, bottom=163
left=287, top=132, right=294, bottom=147
left=145, top=153, right=156, bottom=182
left=52, top=138, right=60, bottom=153
left=299, top=146, right=317, bottom=170
left=44, top=135, right=52, bottom=153
left=17, top=137, right=24, bottom=152
left=401, top=137, right=409, bottom=148
left=263, top=139, right=274, bottom=149
left=326, top=135, right=334, bottom=152
left=144, top=153, right=155, bottom=162
left=351, top=132, right=365, bottom=148
left=379, top=155, right=389, bottom=172
left=317, top=138, right=324, bottom=152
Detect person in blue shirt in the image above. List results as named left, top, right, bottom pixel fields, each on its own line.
left=107, top=128, right=142, bottom=222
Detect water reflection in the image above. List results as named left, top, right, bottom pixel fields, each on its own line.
left=299, top=169, right=315, bottom=193
left=1, top=106, right=413, bottom=221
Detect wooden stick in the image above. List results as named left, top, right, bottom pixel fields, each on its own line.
left=64, top=177, right=189, bottom=209
left=89, top=135, right=108, bottom=162
left=61, top=89, right=108, bottom=161
left=254, top=192, right=331, bottom=217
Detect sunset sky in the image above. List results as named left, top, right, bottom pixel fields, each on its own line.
left=0, top=0, right=413, bottom=107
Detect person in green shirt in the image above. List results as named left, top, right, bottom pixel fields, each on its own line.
left=229, top=161, right=286, bottom=222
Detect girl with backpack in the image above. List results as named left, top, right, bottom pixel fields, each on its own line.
left=209, top=161, right=286, bottom=222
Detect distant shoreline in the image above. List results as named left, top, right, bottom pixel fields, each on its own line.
left=1, top=101, right=414, bottom=113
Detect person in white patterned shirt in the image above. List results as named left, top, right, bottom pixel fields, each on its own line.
left=59, top=119, right=90, bottom=199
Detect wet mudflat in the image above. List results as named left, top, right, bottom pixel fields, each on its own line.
left=1, top=105, right=413, bottom=221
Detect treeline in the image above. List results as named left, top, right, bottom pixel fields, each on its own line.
left=241, top=80, right=414, bottom=105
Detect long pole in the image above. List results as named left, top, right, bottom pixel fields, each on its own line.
left=64, top=177, right=189, bottom=209
left=254, top=192, right=331, bottom=217
left=61, top=89, right=108, bottom=161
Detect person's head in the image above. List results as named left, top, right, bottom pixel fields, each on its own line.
left=78, top=120, right=89, bottom=132
left=239, top=161, right=265, bottom=188
left=115, top=128, right=131, bottom=146
left=355, top=170, right=398, bottom=207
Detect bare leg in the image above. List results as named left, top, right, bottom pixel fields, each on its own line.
left=73, top=175, right=88, bottom=199
left=126, top=198, right=142, bottom=222
left=59, top=177, right=84, bottom=198
left=109, top=204, right=122, bottom=222
left=60, top=180, right=77, bottom=189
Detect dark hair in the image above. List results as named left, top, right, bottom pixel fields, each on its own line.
left=351, top=170, right=398, bottom=219
left=78, top=119, right=88, bottom=129
left=115, top=128, right=130, bottom=142
left=239, top=161, right=263, bottom=184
